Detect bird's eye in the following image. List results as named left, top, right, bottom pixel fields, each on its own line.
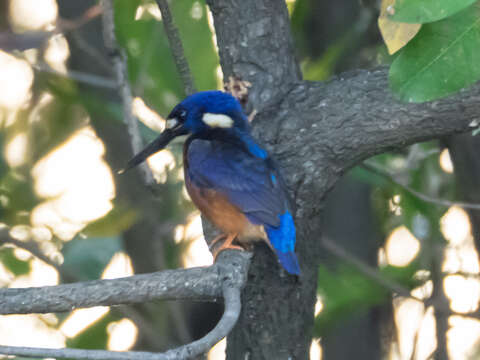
left=179, top=109, right=187, bottom=120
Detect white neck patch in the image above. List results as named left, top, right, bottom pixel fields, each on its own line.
left=202, top=113, right=234, bottom=128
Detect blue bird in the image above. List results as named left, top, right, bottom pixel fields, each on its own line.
left=123, top=91, right=300, bottom=275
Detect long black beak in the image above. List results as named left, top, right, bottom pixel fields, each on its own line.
left=119, top=124, right=186, bottom=174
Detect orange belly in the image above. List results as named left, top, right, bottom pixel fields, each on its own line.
left=185, top=175, right=266, bottom=243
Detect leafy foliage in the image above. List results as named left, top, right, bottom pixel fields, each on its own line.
left=0, top=247, right=30, bottom=276
left=114, top=0, right=218, bottom=114
left=387, top=1, right=480, bottom=102
left=378, top=0, right=421, bottom=55
left=62, top=236, right=122, bottom=281
left=66, top=313, right=118, bottom=353
left=390, top=0, right=478, bottom=23
left=315, top=262, right=419, bottom=335
left=0, top=0, right=478, bottom=356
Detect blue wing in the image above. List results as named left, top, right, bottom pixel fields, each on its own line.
left=186, top=138, right=300, bottom=275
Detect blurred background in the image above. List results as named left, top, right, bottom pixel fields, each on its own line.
left=0, top=0, right=479, bottom=359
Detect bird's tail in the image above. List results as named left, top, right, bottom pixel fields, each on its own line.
left=275, top=250, right=301, bottom=275
left=265, top=211, right=301, bottom=275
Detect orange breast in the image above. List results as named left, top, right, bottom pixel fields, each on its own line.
left=185, top=174, right=247, bottom=233
left=185, top=172, right=266, bottom=243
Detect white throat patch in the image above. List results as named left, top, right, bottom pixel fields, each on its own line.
left=202, top=113, right=234, bottom=128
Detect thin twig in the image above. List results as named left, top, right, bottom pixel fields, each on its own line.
left=33, top=62, right=116, bottom=89
left=154, top=0, right=196, bottom=95
left=0, top=6, right=102, bottom=53
left=0, top=228, right=163, bottom=350
left=101, top=0, right=155, bottom=185
left=321, top=237, right=420, bottom=301
left=58, top=4, right=103, bottom=32
left=71, top=30, right=113, bottom=73
left=361, top=161, right=480, bottom=210
left=0, top=227, right=72, bottom=277
left=0, top=263, right=244, bottom=360
left=321, top=238, right=480, bottom=320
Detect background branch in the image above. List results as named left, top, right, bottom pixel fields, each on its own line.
left=0, top=227, right=64, bottom=274
left=0, top=250, right=250, bottom=315
left=321, top=237, right=418, bottom=300
left=101, top=0, right=155, bottom=185
left=32, top=62, right=116, bottom=89
left=154, top=0, right=196, bottom=95
left=0, top=227, right=163, bottom=349
left=0, top=281, right=241, bottom=360
left=361, top=161, right=480, bottom=210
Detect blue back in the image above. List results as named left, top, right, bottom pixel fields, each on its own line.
left=186, top=137, right=300, bottom=275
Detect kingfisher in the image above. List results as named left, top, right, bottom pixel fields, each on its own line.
left=123, top=91, right=300, bottom=275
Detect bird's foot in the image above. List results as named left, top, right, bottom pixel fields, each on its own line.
left=210, top=233, right=244, bottom=259
left=209, top=233, right=227, bottom=251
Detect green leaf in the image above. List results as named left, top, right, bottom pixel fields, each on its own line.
left=315, top=262, right=419, bottom=335
left=114, top=0, right=218, bottom=115
left=66, top=313, right=117, bottom=352
left=0, top=172, right=38, bottom=225
left=82, top=205, right=138, bottom=238
left=315, top=265, right=389, bottom=334
left=301, top=35, right=351, bottom=81
left=62, top=236, right=122, bottom=280
left=349, top=166, right=389, bottom=187
left=0, top=247, right=30, bottom=276
left=390, top=0, right=478, bottom=24
left=390, top=2, right=480, bottom=102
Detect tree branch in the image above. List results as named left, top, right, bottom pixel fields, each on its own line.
left=0, top=249, right=250, bottom=314
left=361, top=161, right=480, bottom=210
left=321, top=237, right=418, bottom=301
left=0, top=249, right=249, bottom=358
left=0, top=228, right=168, bottom=351
left=154, top=0, right=196, bottom=95
left=32, top=62, right=116, bottom=89
left=258, top=69, right=480, bottom=208
left=101, top=0, right=155, bottom=185
left=275, top=69, right=480, bottom=171
left=0, top=227, right=63, bottom=273
left=0, top=281, right=241, bottom=360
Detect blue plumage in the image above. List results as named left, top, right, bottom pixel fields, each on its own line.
left=186, top=139, right=284, bottom=227
left=124, top=91, right=300, bottom=275
left=265, top=212, right=300, bottom=275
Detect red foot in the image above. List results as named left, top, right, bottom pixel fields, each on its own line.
left=210, top=233, right=243, bottom=259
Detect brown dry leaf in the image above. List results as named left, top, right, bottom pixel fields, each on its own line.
left=378, top=0, right=421, bottom=55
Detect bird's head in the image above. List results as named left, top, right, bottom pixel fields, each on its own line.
left=121, top=91, right=251, bottom=173
left=167, top=90, right=249, bottom=135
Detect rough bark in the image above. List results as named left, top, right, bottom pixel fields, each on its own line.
left=3, top=1, right=480, bottom=359
left=0, top=247, right=250, bottom=314
left=207, top=1, right=312, bottom=358
left=207, top=0, right=480, bottom=358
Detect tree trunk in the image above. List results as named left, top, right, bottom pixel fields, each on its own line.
left=446, top=134, right=480, bottom=252
left=321, top=176, right=382, bottom=360
left=207, top=1, right=319, bottom=358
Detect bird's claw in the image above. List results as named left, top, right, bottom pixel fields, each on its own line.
left=209, top=233, right=244, bottom=259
